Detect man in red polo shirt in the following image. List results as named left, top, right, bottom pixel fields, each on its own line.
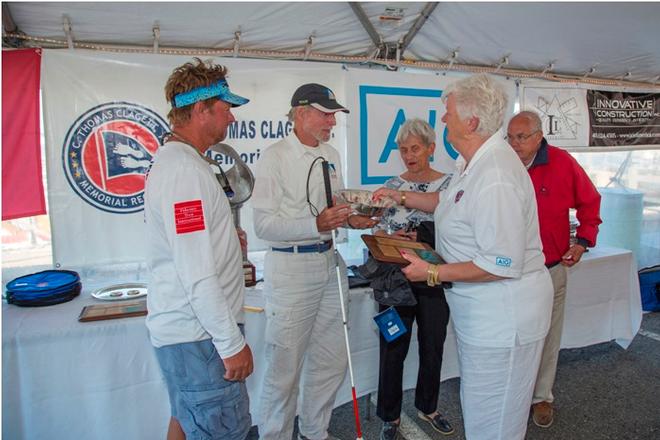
left=507, top=111, right=602, bottom=428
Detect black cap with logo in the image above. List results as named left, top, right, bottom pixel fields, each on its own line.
left=290, top=83, right=349, bottom=113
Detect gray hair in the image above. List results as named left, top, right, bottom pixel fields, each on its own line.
left=442, top=74, right=508, bottom=138
left=511, top=110, right=542, bottom=132
left=396, top=118, right=436, bottom=146
left=287, top=107, right=298, bottom=122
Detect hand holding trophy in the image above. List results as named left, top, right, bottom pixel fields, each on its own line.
left=207, top=143, right=257, bottom=287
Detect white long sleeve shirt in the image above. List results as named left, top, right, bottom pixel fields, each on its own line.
left=251, top=133, right=344, bottom=246
left=145, top=141, right=246, bottom=358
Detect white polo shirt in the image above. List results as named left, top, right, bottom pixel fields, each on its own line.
left=252, top=133, right=344, bottom=246
left=144, top=141, right=246, bottom=358
left=435, top=130, right=552, bottom=347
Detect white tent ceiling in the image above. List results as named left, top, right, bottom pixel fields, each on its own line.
left=3, top=2, right=660, bottom=88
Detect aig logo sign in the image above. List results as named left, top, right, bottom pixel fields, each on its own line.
left=358, top=85, right=457, bottom=185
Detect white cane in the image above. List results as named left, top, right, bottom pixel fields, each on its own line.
left=322, top=160, right=364, bottom=440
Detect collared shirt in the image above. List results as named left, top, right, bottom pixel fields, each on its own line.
left=528, top=138, right=602, bottom=265
left=252, top=133, right=344, bottom=247
left=434, top=130, right=552, bottom=347
left=145, top=141, right=246, bottom=358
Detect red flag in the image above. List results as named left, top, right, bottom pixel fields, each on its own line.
left=2, top=48, right=46, bottom=220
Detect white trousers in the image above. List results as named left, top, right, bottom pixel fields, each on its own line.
left=258, top=250, right=348, bottom=440
left=533, top=264, right=568, bottom=404
left=457, top=338, right=544, bottom=440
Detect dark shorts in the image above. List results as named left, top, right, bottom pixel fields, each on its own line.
left=155, top=337, right=251, bottom=440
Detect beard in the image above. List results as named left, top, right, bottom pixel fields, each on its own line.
left=313, top=128, right=332, bottom=143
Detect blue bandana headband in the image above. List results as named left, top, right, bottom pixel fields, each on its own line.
left=173, top=79, right=249, bottom=108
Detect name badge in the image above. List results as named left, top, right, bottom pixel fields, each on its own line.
left=373, top=306, right=407, bottom=342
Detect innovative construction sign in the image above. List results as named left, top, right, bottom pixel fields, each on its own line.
left=587, top=90, right=660, bottom=146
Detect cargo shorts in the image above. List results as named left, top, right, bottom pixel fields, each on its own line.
left=155, top=336, right=251, bottom=440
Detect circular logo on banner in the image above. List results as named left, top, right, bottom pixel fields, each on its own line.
left=62, top=102, right=169, bottom=214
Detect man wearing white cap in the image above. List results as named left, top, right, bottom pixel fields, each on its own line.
left=253, top=83, right=376, bottom=440
left=145, top=58, right=253, bottom=440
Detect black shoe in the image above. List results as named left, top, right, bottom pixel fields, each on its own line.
left=298, top=435, right=340, bottom=440
left=380, top=421, right=400, bottom=440
left=418, top=411, right=454, bottom=435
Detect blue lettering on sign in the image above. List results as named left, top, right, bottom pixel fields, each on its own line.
left=443, top=126, right=459, bottom=159
left=379, top=109, right=406, bottom=163
left=207, top=149, right=262, bottom=165
left=260, top=120, right=293, bottom=139
left=228, top=120, right=256, bottom=139
left=359, top=85, right=443, bottom=185
left=226, top=120, right=293, bottom=140
left=378, top=109, right=438, bottom=164
left=495, top=257, right=512, bottom=267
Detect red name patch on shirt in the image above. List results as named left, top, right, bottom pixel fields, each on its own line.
left=174, top=200, right=205, bottom=234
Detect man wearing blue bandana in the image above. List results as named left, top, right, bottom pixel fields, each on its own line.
left=252, top=83, right=377, bottom=440
left=145, top=58, right=252, bottom=440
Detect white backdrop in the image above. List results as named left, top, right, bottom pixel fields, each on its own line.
left=42, top=50, right=346, bottom=267
left=42, top=50, right=522, bottom=267
left=345, top=68, right=516, bottom=188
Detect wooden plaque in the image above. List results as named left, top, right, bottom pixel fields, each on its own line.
left=79, top=300, right=147, bottom=322
left=361, top=234, right=446, bottom=265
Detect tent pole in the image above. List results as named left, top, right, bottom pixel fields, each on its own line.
left=399, top=2, right=438, bottom=55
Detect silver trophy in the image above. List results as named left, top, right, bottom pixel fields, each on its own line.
left=207, top=143, right=257, bottom=286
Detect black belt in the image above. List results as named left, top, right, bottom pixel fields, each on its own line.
left=546, top=261, right=561, bottom=269
left=272, top=240, right=333, bottom=253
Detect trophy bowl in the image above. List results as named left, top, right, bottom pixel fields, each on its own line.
left=335, top=189, right=396, bottom=218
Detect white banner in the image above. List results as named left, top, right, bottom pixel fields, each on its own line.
left=42, top=50, right=345, bottom=267
left=520, top=82, right=591, bottom=148
left=345, top=69, right=516, bottom=188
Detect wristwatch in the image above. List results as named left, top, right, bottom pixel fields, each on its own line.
left=576, top=237, right=590, bottom=249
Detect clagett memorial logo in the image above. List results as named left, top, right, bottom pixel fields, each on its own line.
left=62, top=102, right=169, bottom=213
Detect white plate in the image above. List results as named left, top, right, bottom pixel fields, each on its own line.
left=91, top=283, right=147, bottom=301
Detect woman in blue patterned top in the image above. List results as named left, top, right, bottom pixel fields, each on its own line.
left=373, top=119, right=454, bottom=440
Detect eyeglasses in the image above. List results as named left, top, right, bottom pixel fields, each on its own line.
left=505, top=130, right=539, bottom=143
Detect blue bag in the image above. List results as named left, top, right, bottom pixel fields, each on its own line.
left=373, top=306, right=407, bottom=342
left=5, top=270, right=81, bottom=307
left=639, top=265, right=660, bottom=312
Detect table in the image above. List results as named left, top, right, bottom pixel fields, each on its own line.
left=2, top=246, right=642, bottom=439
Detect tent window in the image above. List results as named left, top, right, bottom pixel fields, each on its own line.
left=571, top=150, right=660, bottom=268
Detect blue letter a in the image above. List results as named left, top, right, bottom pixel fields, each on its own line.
left=378, top=109, right=407, bottom=163
left=378, top=109, right=437, bottom=163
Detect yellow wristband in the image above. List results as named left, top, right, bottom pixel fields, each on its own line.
left=400, top=191, right=406, bottom=207
left=426, top=264, right=436, bottom=287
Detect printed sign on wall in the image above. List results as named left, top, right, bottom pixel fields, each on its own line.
left=521, top=85, right=591, bottom=148
left=346, top=70, right=516, bottom=188
left=587, top=90, right=660, bottom=146
left=62, top=102, right=169, bottom=213
left=42, top=50, right=345, bottom=266
left=521, top=83, right=660, bottom=149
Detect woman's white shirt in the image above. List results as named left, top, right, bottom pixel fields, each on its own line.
left=434, top=130, right=553, bottom=348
